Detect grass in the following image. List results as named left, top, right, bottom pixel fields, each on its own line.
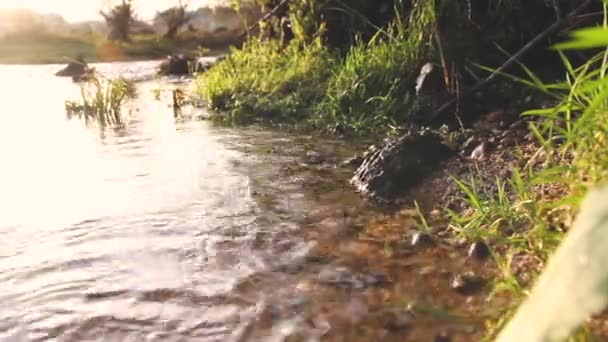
left=65, top=73, right=136, bottom=128
left=196, top=0, right=438, bottom=135
left=195, top=37, right=335, bottom=126
left=313, top=0, right=437, bottom=134
left=445, top=18, right=608, bottom=339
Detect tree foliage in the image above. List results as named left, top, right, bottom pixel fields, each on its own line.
left=155, top=0, right=191, bottom=40
left=100, top=0, right=135, bottom=42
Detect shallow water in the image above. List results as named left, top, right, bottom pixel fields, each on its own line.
left=0, top=61, right=484, bottom=341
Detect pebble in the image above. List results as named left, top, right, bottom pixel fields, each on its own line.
left=384, top=310, right=415, bottom=331
left=470, top=142, right=487, bottom=160
left=304, top=151, right=324, bottom=164
left=411, top=232, right=434, bottom=248
left=342, top=155, right=364, bottom=168
left=434, top=332, right=452, bottom=342
left=467, top=241, right=491, bottom=261
left=318, top=266, right=387, bottom=289
left=450, top=271, right=486, bottom=295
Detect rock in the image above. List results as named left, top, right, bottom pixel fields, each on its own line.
left=318, top=266, right=386, bottom=289
left=158, top=54, right=195, bottom=76
left=434, top=332, right=452, bottom=342
left=342, top=155, right=364, bottom=168
left=415, top=63, right=444, bottom=96
left=470, top=142, right=488, bottom=160
left=303, top=151, right=324, bottom=165
left=359, top=272, right=388, bottom=286
left=55, top=56, right=91, bottom=81
left=195, top=56, right=223, bottom=73
left=351, top=132, right=453, bottom=202
left=450, top=271, right=486, bottom=295
left=411, top=232, right=434, bottom=248
left=384, top=310, right=415, bottom=331
left=411, top=63, right=450, bottom=121
left=467, top=241, right=491, bottom=261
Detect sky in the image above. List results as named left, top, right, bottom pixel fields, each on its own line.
left=0, top=0, right=227, bottom=22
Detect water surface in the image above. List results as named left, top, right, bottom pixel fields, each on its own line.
left=0, top=61, right=482, bottom=342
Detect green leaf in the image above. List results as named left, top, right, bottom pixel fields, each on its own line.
left=554, top=27, right=608, bottom=50
left=497, top=186, right=608, bottom=342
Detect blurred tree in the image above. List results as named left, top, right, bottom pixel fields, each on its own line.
left=100, top=0, right=135, bottom=41
left=155, top=0, right=191, bottom=40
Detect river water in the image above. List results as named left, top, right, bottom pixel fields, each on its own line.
left=0, top=61, right=483, bottom=342
left=0, top=61, right=365, bottom=341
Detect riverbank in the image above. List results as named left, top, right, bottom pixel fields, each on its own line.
left=191, top=0, right=608, bottom=339
left=0, top=32, right=233, bottom=64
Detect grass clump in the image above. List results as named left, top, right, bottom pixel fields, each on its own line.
left=65, top=74, right=136, bottom=128
left=196, top=38, right=335, bottom=126
left=196, top=0, right=439, bottom=134
left=314, top=0, right=437, bottom=133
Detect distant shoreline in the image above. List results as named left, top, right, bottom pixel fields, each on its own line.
left=0, top=32, right=234, bottom=65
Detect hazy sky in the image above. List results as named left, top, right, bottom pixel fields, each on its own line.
left=0, top=0, right=226, bottom=22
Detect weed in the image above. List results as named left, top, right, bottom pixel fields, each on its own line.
left=65, top=73, right=136, bottom=128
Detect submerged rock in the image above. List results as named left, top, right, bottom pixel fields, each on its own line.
left=55, top=56, right=91, bottom=82
left=351, top=132, right=453, bottom=202
left=450, top=271, right=486, bottom=295
left=318, top=266, right=387, bottom=289
left=303, top=150, right=324, bottom=165
left=342, top=155, right=364, bottom=168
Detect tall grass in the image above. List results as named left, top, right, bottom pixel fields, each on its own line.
left=314, top=0, right=437, bottom=133
left=196, top=0, right=438, bottom=133
left=65, top=74, right=136, bottom=128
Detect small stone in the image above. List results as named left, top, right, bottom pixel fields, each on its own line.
left=359, top=272, right=388, bottom=286
left=342, top=155, right=364, bottom=168
left=411, top=232, right=434, bottom=248
left=500, top=135, right=517, bottom=146
left=434, top=332, right=452, bottom=342
left=470, top=142, right=487, bottom=160
left=467, top=241, right=491, bottom=261
left=318, top=266, right=352, bottom=285
left=451, top=271, right=486, bottom=295
left=384, top=311, right=415, bottom=331
left=304, top=151, right=324, bottom=164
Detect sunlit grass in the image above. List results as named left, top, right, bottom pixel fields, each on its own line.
left=195, top=38, right=335, bottom=126
left=195, top=0, right=437, bottom=134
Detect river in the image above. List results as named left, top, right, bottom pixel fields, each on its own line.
left=0, top=61, right=482, bottom=342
